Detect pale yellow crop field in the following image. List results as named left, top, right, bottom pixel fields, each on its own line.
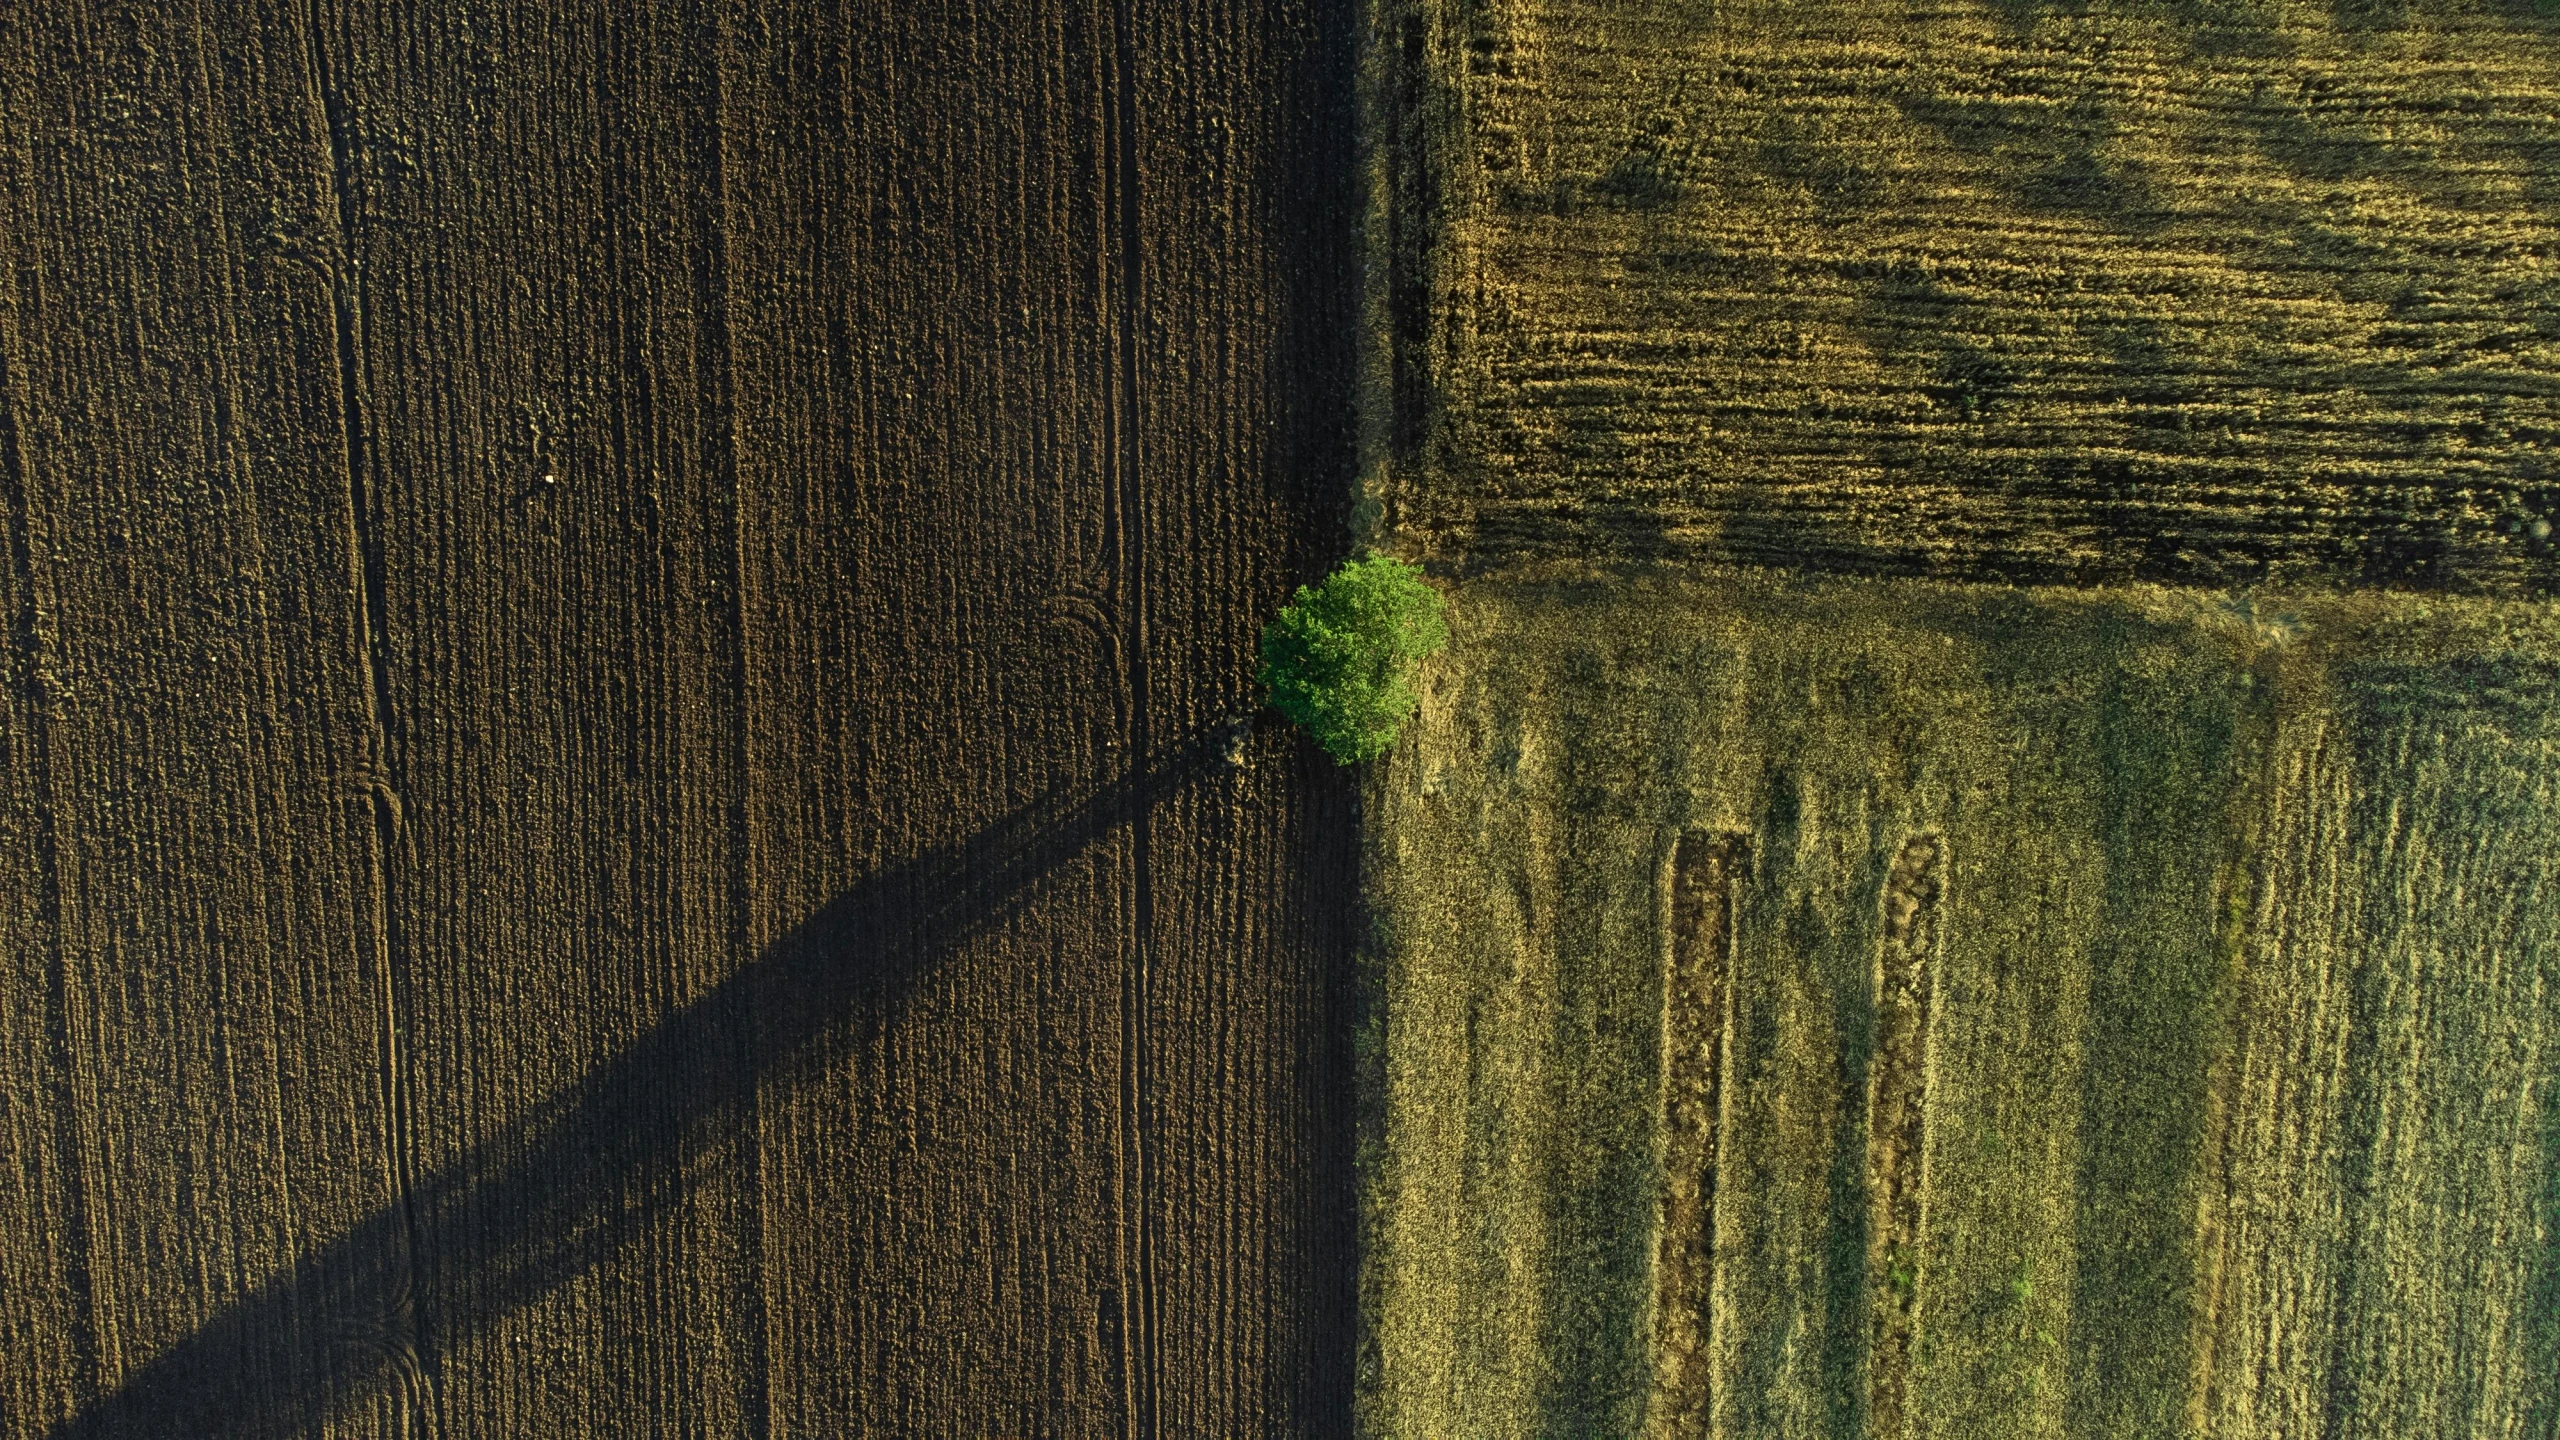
left=1358, top=568, right=2560, bottom=1439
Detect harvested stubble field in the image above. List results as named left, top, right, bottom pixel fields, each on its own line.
left=1362, top=569, right=2560, bottom=1439
left=0, top=1, right=1364, bottom=1435
left=1358, top=1, right=2560, bottom=1437
left=1367, top=0, right=2560, bottom=589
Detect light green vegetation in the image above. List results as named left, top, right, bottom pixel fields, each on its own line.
left=1262, top=553, right=1452, bottom=764
left=1358, top=567, right=2560, bottom=1438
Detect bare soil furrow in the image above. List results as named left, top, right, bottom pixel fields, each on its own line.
left=1648, top=830, right=1745, bottom=1440
left=1863, top=835, right=1944, bottom=1440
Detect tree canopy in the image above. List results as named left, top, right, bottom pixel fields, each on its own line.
left=1258, top=554, right=1448, bottom=764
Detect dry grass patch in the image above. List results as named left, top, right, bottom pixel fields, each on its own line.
left=1359, top=566, right=2560, bottom=1439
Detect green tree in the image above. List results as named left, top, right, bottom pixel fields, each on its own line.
left=1258, top=553, right=1449, bottom=764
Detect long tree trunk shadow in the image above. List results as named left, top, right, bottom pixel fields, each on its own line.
left=54, top=728, right=1233, bottom=1438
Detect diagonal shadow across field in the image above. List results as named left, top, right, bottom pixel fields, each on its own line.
left=51, top=728, right=1233, bottom=1439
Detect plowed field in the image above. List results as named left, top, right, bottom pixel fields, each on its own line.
left=0, top=2, right=1362, bottom=1435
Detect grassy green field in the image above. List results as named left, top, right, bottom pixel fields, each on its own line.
left=1357, top=568, right=2560, bottom=1438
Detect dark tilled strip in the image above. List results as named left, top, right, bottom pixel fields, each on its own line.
left=1650, top=830, right=1750, bottom=1439
left=1866, top=835, right=1947, bottom=1440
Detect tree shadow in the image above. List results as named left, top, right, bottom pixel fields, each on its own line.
left=50, top=729, right=1232, bottom=1439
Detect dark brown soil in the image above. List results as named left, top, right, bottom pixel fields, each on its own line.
left=0, top=1, right=1361, bottom=1434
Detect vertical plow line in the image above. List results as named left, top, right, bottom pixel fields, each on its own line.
left=1865, top=834, right=1947, bottom=1440
left=1649, top=830, right=1749, bottom=1439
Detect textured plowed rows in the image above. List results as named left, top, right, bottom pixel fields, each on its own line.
left=0, top=1, right=1359, bottom=1434
left=1370, top=0, right=2560, bottom=588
